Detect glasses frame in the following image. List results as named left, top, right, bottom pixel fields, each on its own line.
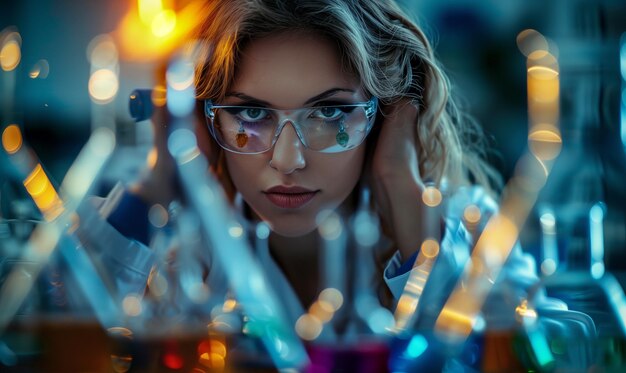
left=204, top=97, right=378, bottom=154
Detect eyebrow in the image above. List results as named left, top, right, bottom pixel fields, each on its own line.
left=225, top=88, right=356, bottom=107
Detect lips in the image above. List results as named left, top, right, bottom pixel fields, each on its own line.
left=263, top=185, right=319, bottom=209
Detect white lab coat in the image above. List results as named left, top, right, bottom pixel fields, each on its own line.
left=74, top=183, right=596, bottom=369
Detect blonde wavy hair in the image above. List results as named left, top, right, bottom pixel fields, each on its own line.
left=188, top=0, right=504, bottom=307
left=192, top=0, right=501, bottom=196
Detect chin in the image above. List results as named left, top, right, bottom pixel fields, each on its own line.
left=265, top=219, right=318, bottom=238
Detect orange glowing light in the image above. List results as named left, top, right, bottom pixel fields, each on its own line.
left=147, top=147, right=158, bottom=169
left=515, top=300, right=538, bottom=322
left=139, top=0, right=163, bottom=24
left=528, top=67, right=559, bottom=103
left=198, top=352, right=225, bottom=369
left=420, top=239, right=440, bottom=259
left=393, top=255, right=434, bottom=331
left=463, top=205, right=481, bottom=225
left=222, top=299, right=237, bottom=312
left=394, top=295, right=419, bottom=323
left=152, top=10, right=177, bottom=37
left=29, top=66, right=40, bottom=79
left=23, top=164, right=64, bottom=221
left=2, top=124, right=23, bottom=154
left=435, top=214, right=519, bottom=342
left=475, top=215, right=520, bottom=261
left=309, top=300, right=334, bottom=323
left=527, top=52, right=560, bottom=135
left=209, top=340, right=226, bottom=358
left=528, top=53, right=559, bottom=72
left=0, top=39, right=21, bottom=71
left=528, top=129, right=562, bottom=160
left=89, top=68, right=119, bottom=103
left=527, top=80, right=559, bottom=103
left=152, top=85, right=167, bottom=107
left=436, top=305, right=476, bottom=337
left=422, top=185, right=442, bottom=207
left=527, top=49, right=550, bottom=60
left=114, top=1, right=205, bottom=62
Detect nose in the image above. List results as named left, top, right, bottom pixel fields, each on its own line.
left=269, top=121, right=306, bottom=174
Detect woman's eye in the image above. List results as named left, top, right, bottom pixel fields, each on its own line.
left=313, top=107, right=342, bottom=120
left=240, top=108, right=268, bottom=121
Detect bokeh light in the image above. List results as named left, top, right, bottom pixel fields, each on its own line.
left=151, top=9, right=177, bottom=37
left=317, top=211, right=343, bottom=241
left=228, top=224, right=244, bottom=238
left=187, top=282, right=210, bottom=304
left=0, top=32, right=21, bottom=71
left=108, top=327, right=134, bottom=373
left=420, top=239, right=440, bottom=259
left=353, top=210, right=380, bottom=247
left=146, top=148, right=158, bottom=169
left=151, top=84, right=167, bottom=107
left=528, top=129, right=562, bottom=161
left=319, top=288, right=344, bottom=311
left=162, top=352, right=183, bottom=370
left=2, top=124, right=23, bottom=154
left=198, top=352, right=225, bottom=369
left=148, top=271, right=168, bottom=297
left=541, top=259, right=557, bottom=276
left=23, top=164, right=64, bottom=221
left=122, top=294, right=143, bottom=316
left=295, top=314, right=322, bottom=341
left=404, top=334, right=428, bottom=359
left=148, top=204, right=169, bottom=228
left=89, top=68, right=119, bottom=103
left=422, top=185, right=442, bottom=207
left=309, top=300, right=334, bottom=323
left=516, top=29, right=549, bottom=57
left=87, top=34, right=119, bottom=69
left=166, top=58, right=194, bottom=91
left=463, top=204, right=481, bottom=225
left=115, top=1, right=205, bottom=61
left=139, top=0, right=163, bottom=24
left=111, top=355, right=132, bottom=373
left=366, top=308, right=395, bottom=334
left=222, top=299, right=237, bottom=312
left=527, top=65, right=559, bottom=103
left=29, top=59, right=50, bottom=79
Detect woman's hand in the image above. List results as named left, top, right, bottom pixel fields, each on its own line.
left=371, top=99, right=439, bottom=261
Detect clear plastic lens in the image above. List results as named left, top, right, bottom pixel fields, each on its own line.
left=207, top=100, right=376, bottom=154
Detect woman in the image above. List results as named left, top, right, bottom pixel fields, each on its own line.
left=127, top=0, right=502, bottom=307
left=77, top=0, right=594, bottom=369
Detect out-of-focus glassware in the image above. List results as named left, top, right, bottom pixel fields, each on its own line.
left=519, top=0, right=626, bottom=370
left=528, top=0, right=626, bottom=336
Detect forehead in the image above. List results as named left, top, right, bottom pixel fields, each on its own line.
left=229, top=31, right=361, bottom=107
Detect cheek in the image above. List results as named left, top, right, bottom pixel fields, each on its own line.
left=224, top=154, right=265, bottom=193
left=318, top=148, right=366, bottom=197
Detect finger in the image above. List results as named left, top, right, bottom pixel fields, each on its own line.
left=374, top=100, right=422, bottom=183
